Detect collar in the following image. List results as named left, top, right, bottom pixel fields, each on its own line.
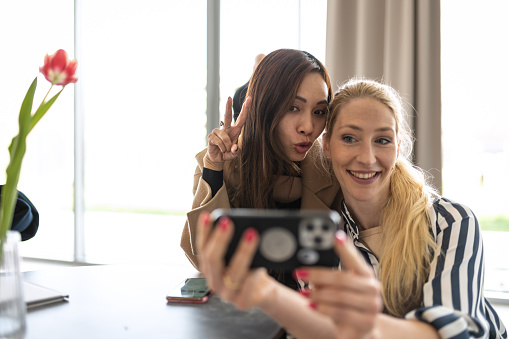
left=341, top=201, right=360, bottom=242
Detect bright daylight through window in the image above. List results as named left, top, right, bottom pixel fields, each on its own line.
left=0, top=0, right=326, bottom=267
left=441, top=0, right=509, bottom=295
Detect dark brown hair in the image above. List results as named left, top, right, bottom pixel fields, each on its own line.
left=229, top=49, right=332, bottom=209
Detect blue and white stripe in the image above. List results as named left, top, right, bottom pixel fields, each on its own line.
left=341, top=197, right=507, bottom=339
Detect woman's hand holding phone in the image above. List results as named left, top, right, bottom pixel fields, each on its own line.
left=196, top=210, right=383, bottom=338
left=196, top=211, right=277, bottom=311
left=297, top=231, right=383, bottom=338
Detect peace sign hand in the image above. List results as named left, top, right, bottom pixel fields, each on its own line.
left=205, top=96, right=251, bottom=167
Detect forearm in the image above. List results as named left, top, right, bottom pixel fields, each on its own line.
left=260, top=283, right=336, bottom=339
left=371, top=314, right=439, bottom=339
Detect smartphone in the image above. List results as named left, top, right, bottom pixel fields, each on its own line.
left=166, top=278, right=211, bottom=304
left=210, top=209, right=341, bottom=272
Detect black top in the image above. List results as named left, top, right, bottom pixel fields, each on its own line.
left=232, top=81, right=249, bottom=122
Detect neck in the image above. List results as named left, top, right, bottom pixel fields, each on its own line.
left=344, top=195, right=388, bottom=231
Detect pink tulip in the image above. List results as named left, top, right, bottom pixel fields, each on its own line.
left=39, top=49, right=78, bottom=86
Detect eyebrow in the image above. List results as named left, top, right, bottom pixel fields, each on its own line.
left=295, top=96, right=328, bottom=105
left=339, top=124, right=395, bottom=133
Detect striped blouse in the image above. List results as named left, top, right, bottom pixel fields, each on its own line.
left=341, top=197, right=507, bottom=339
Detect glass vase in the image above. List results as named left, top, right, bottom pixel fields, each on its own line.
left=0, top=231, right=26, bottom=339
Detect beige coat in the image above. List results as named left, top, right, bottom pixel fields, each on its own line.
left=180, top=142, right=343, bottom=269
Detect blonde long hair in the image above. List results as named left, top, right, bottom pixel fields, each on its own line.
left=325, top=79, right=439, bottom=317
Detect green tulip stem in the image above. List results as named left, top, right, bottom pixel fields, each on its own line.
left=1, top=78, right=64, bottom=261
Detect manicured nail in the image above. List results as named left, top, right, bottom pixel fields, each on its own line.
left=293, top=269, right=309, bottom=280
left=309, top=302, right=317, bottom=310
left=201, top=213, right=210, bottom=226
left=335, top=230, right=346, bottom=244
left=244, top=228, right=257, bottom=243
left=299, top=289, right=311, bottom=298
left=219, top=217, right=230, bottom=232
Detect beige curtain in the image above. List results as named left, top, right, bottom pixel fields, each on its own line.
left=325, top=0, right=442, bottom=193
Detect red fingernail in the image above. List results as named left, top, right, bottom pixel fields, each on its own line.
left=299, top=289, right=311, bottom=298
left=201, top=213, right=210, bottom=226
left=244, top=228, right=257, bottom=243
left=335, top=230, right=346, bottom=244
left=293, top=269, right=309, bottom=280
left=309, top=302, right=317, bottom=310
left=219, top=217, right=230, bottom=231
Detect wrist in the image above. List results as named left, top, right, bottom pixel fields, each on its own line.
left=255, top=273, right=280, bottom=313
left=203, top=153, right=224, bottom=171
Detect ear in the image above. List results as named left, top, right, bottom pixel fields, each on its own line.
left=322, top=133, right=331, bottom=159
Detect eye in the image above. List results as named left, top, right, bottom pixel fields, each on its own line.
left=289, top=105, right=299, bottom=112
left=342, top=136, right=356, bottom=143
left=313, top=109, right=328, bottom=117
left=376, top=138, right=391, bottom=145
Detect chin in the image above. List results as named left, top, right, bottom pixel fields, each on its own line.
left=290, top=153, right=307, bottom=162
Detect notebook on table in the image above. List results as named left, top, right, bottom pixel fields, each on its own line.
left=23, top=281, right=69, bottom=309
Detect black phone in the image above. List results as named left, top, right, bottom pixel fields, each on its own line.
left=166, top=278, right=211, bottom=304
left=210, top=209, right=341, bottom=272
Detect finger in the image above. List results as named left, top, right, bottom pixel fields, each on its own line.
left=232, top=96, right=251, bottom=133
left=221, top=228, right=259, bottom=300
left=334, top=230, right=373, bottom=277
left=202, top=216, right=234, bottom=291
left=312, top=280, right=382, bottom=314
left=196, top=212, right=212, bottom=258
left=208, top=129, right=233, bottom=154
left=223, top=97, right=233, bottom=128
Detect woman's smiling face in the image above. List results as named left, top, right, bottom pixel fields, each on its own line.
left=324, top=97, right=399, bottom=205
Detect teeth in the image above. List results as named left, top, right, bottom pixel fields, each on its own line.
left=350, top=171, right=377, bottom=179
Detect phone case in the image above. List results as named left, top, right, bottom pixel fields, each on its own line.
left=166, top=278, right=211, bottom=304
left=210, top=209, right=341, bottom=272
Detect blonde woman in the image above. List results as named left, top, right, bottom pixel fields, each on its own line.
left=195, top=79, right=507, bottom=338
left=307, top=78, right=506, bottom=338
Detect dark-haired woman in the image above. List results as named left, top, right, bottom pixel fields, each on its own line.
left=180, top=49, right=342, bottom=289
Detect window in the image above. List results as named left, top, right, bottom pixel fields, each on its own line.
left=441, top=1, right=509, bottom=295
left=1, top=0, right=327, bottom=267
left=0, top=0, right=75, bottom=261
left=220, top=0, right=327, bottom=114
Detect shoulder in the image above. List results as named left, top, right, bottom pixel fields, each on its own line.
left=429, top=197, right=478, bottom=234
left=301, top=142, right=335, bottom=182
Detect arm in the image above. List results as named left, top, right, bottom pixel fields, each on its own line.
left=180, top=157, right=231, bottom=269
left=197, top=212, right=385, bottom=339
left=260, top=277, right=338, bottom=339
left=195, top=211, right=338, bottom=338
left=181, top=97, right=251, bottom=269
left=402, top=198, right=506, bottom=339
left=369, top=314, right=439, bottom=339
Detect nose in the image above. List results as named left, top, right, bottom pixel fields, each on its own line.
left=357, top=142, right=376, bottom=166
left=298, top=113, right=314, bottom=136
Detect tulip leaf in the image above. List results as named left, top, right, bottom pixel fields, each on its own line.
left=1, top=78, right=35, bottom=247
left=19, top=77, right=37, bottom=135
left=29, top=89, right=64, bottom=134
